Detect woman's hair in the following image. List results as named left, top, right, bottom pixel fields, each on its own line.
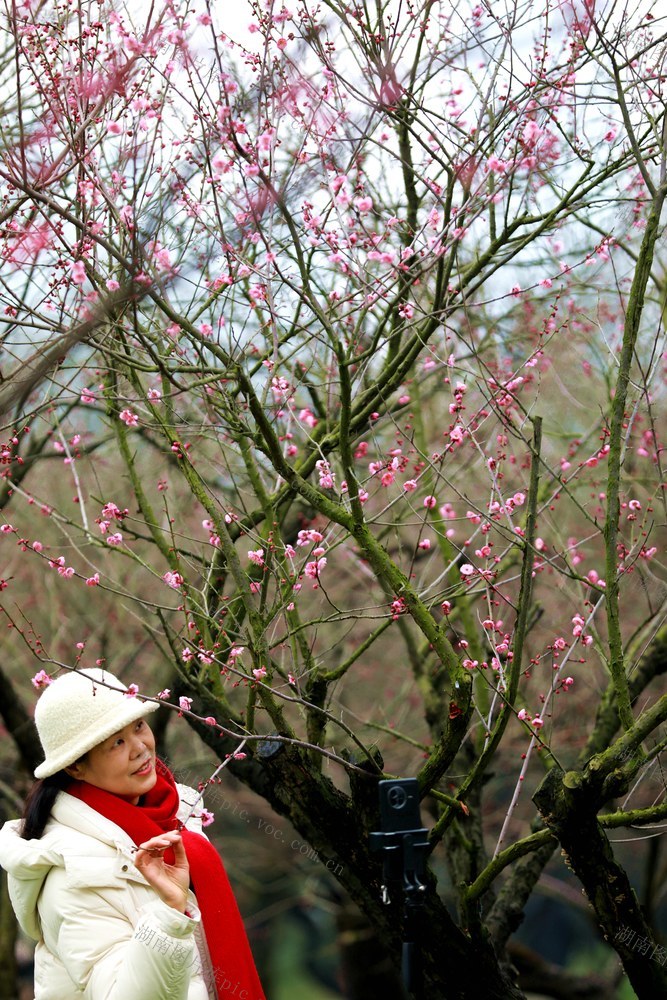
left=20, top=770, right=73, bottom=840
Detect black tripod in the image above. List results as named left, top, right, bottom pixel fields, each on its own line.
left=370, top=779, right=429, bottom=999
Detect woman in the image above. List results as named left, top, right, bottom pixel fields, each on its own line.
left=0, top=667, right=265, bottom=1000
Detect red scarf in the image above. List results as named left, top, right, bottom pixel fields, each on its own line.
left=68, top=760, right=265, bottom=1000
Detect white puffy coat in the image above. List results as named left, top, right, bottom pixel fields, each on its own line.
left=0, top=785, right=216, bottom=1000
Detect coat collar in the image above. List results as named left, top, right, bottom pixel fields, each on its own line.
left=49, top=791, right=137, bottom=850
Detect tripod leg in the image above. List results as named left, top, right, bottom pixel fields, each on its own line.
left=402, top=939, right=413, bottom=990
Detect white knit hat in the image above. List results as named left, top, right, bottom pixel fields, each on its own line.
left=33, top=668, right=160, bottom=779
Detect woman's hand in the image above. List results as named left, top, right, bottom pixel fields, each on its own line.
left=133, top=831, right=190, bottom=913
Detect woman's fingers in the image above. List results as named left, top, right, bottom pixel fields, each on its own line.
left=136, top=831, right=182, bottom=855
left=134, top=832, right=189, bottom=875
left=139, top=842, right=169, bottom=855
left=132, top=831, right=190, bottom=912
left=170, top=835, right=188, bottom=859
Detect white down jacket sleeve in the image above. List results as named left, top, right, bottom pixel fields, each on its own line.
left=39, top=864, right=209, bottom=1000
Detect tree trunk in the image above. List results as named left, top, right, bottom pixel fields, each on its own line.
left=534, top=767, right=667, bottom=999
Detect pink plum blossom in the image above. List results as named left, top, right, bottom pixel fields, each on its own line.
left=102, top=500, right=128, bottom=521
left=316, top=459, right=335, bottom=488
left=31, top=670, right=53, bottom=689
left=71, top=260, right=87, bottom=284
left=297, top=529, right=323, bottom=546
left=354, top=196, right=373, bottom=213
left=305, top=558, right=327, bottom=579
left=391, top=597, right=407, bottom=619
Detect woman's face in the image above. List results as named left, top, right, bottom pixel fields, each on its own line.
left=66, top=719, right=157, bottom=804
